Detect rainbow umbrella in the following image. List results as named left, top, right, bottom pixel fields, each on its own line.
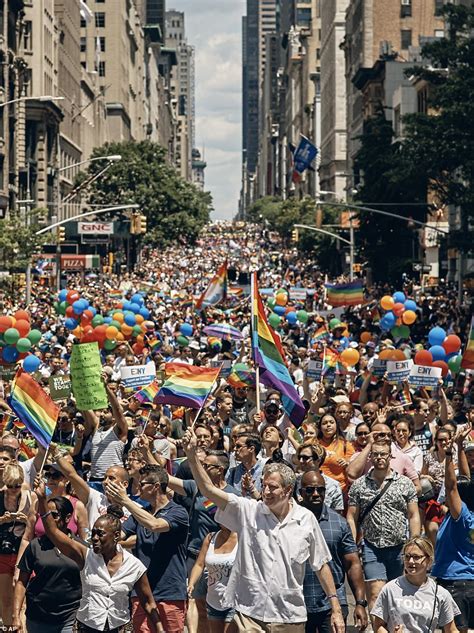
left=203, top=323, right=244, bottom=340
left=227, top=363, right=255, bottom=388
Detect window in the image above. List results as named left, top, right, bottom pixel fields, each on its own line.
left=80, top=17, right=86, bottom=28
left=98, top=61, right=106, bottom=77
left=96, top=0, right=105, bottom=2
left=23, top=21, right=32, bottom=50
left=99, top=36, right=105, bottom=52
left=434, top=0, right=444, bottom=15
left=80, top=36, right=87, bottom=52
left=401, top=29, right=412, bottom=49
left=400, top=0, right=412, bottom=17
left=95, top=12, right=105, bottom=27
left=434, top=29, right=444, bottom=38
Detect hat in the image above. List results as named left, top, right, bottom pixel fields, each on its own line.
left=188, top=340, right=200, bottom=351
left=381, top=339, right=395, bottom=348
left=464, top=442, right=474, bottom=452
left=365, top=341, right=376, bottom=349
left=331, top=395, right=350, bottom=404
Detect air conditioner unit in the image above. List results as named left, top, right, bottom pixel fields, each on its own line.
left=401, top=0, right=411, bottom=5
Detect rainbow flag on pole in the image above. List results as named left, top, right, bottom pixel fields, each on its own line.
left=251, top=272, right=306, bottom=426
left=134, top=381, right=160, bottom=404
left=8, top=370, right=60, bottom=449
left=154, top=362, right=221, bottom=409
left=195, top=261, right=227, bottom=310
left=461, top=317, right=474, bottom=370
left=325, top=280, right=364, bottom=307
left=322, top=347, right=345, bottom=375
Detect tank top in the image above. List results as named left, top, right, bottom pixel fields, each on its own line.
left=0, top=490, right=30, bottom=554
left=34, top=496, right=79, bottom=538
left=205, top=531, right=237, bottom=611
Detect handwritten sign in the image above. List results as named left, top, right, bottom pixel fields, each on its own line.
left=121, top=362, right=156, bottom=392
left=408, top=364, right=442, bottom=389
left=371, top=359, right=387, bottom=377
left=70, top=343, right=107, bottom=411
left=306, top=360, right=323, bottom=380
left=386, top=360, right=413, bottom=384
left=48, top=375, right=72, bottom=401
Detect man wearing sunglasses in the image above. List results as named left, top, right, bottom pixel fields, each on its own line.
left=300, top=469, right=368, bottom=632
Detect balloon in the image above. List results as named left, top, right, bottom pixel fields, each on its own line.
left=66, top=290, right=80, bottom=305
left=88, top=307, right=97, bottom=317
left=392, top=291, right=406, bottom=303
left=92, top=315, right=104, bottom=327
left=380, top=295, right=394, bottom=311
left=16, top=337, right=32, bottom=353
left=404, top=299, right=417, bottom=311
left=392, top=303, right=405, bottom=317
left=124, top=313, right=137, bottom=327
left=72, top=300, right=84, bottom=315
left=105, top=326, right=119, bottom=340
left=4, top=328, right=19, bottom=345
left=273, top=305, right=286, bottom=316
left=442, top=334, right=461, bottom=355
left=94, top=325, right=108, bottom=340
left=391, top=326, right=402, bottom=338
left=329, top=318, right=341, bottom=330
left=180, top=323, right=193, bottom=337
left=387, top=349, right=406, bottom=361
left=23, top=354, right=41, bottom=373
left=110, top=320, right=122, bottom=331
left=447, top=355, right=462, bottom=374
left=58, top=301, right=67, bottom=316
left=360, top=331, right=371, bottom=344
left=402, top=310, right=417, bottom=325
left=14, top=320, right=30, bottom=337
left=428, top=326, right=446, bottom=347
left=103, top=317, right=112, bottom=324
left=177, top=335, right=189, bottom=347
left=116, top=332, right=125, bottom=342
left=432, top=360, right=449, bottom=377
left=429, top=345, right=446, bottom=362
left=275, top=292, right=288, bottom=306
left=27, top=330, right=42, bottom=345
left=415, top=350, right=433, bottom=366
left=121, top=324, right=133, bottom=337
left=112, top=312, right=123, bottom=324
left=0, top=316, right=13, bottom=333
left=139, top=307, right=150, bottom=320
left=104, top=339, right=117, bottom=351
left=65, top=318, right=78, bottom=330
left=72, top=326, right=82, bottom=338
left=65, top=306, right=75, bottom=318
left=135, top=315, right=144, bottom=324
left=399, top=325, right=410, bottom=339
left=341, top=348, right=360, bottom=366
left=131, top=293, right=144, bottom=306
left=58, top=289, right=68, bottom=302
left=286, top=311, right=297, bottom=325
left=132, top=325, right=143, bottom=336
left=14, top=310, right=30, bottom=322
left=128, top=303, right=140, bottom=314
left=297, top=310, right=309, bottom=324
left=132, top=342, right=144, bottom=355
left=2, top=346, right=18, bottom=363
left=267, top=298, right=276, bottom=310
left=268, top=313, right=281, bottom=329
left=144, top=320, right=155, bottom=331
left=380, top=312, right=396, bottom=330
left=378, top=349, right=392, bottom=360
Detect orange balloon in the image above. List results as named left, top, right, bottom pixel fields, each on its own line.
left=72, top=326, right=82, bottom=337
left=402, top=310, right=416, bottom=325
left=341, top=348, right=360, bottom=366
left=121, top=324, right=133, bottom=337
left=135, top=314, right=144, bottom=324
left=378, top=349, right=391, bottom=360
left=113, top=312, right=124, bottom=324
left=15, top=319, right=30, bottom=337
left=275, top=292, right=288, bottom=306
left=380, top=295, right=394, bottom=311
left=116, top=332, right=125, bottom=342
left=360, top=331, right=371, bottom=344
left=105, top=326, right=119, bottom=340
left=14, top=310, right=30, bottom=322
left=136, top=334, right=144, bottom=345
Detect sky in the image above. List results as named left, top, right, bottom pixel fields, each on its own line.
left=169, top=0, right=246, bottom=220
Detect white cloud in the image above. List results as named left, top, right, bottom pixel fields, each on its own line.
left=169, top=0, right=245, bottom=219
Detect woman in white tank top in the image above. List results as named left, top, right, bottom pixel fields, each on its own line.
left=188, top=525, right=238, bottom=632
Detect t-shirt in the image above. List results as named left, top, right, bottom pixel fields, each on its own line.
left=86, top=488, right=130, bottom=530
left=122, top=500, right=189, bottom=601
left=432, top=502, right=474, bottom=581
left=90, top=426, right=125, bottom=479
left=371, top=576, right=460, bottom=632
left=413, top=425, right=433, bottom=456
left=18, top=536, right=82, bottom=623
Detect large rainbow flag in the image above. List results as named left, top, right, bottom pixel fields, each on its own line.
left=325, top=280, right=364, bottom=307
left=8, top=370, right=60, bottom=448
left=195, top=261, right=227, bottom=310
left=251, top=272, right=306, bottom=426
left=461, top=317, right=474, bottom=370
left=154, top=362, right=221, bottom=409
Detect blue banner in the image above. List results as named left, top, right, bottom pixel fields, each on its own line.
left=293, top=135, right=318, bottom=177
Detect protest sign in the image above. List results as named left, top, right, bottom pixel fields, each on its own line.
left=386, top=360, right=413, bottom=384
left=289, top=287, right=307, bottom=301
left=371, top=359, right=387, bottom=377
left=48, top=375, right=72, bottom=401
left=306, top=359, right=323, bottom=380
left=211, top=359, right=232, bottom=378
left=70, top=343, right=107, bottom=410
left=408, top=364, right=442, bottom=389
left=121, top=362, right=156, bottom=393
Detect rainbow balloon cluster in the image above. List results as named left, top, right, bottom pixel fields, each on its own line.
left=414, top=328, right=462, bottom=377
left=266, top=288, right=309, bottom=329
left=0, top=310, right=42, bottom=372
left=379, top=291, right=418, bottom=339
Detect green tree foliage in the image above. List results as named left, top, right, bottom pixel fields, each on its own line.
left=0, top=209, right=46, bottom=271
left=81, top=141, right=212, bottom=245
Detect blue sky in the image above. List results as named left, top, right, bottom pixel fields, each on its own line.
left=169, top=0, right=246, bottom=219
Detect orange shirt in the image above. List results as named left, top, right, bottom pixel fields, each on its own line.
left=319, top=437, right=355, bottom=492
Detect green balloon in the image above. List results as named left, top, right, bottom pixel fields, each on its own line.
left=92, top=315, right=104, bottom=327
left=133, top=325, right=143, bottom=336
left=177, top=335, right=189, bottom=347
left=448, top=355, right=462, bottom=374
left=297, top=310, right=309, bottom=324
left=276, top=287, right=287, bottom=295
left=104, top=339, right=117, bottom=350
left=391, top=326, right=402, bottom=338
left=54, top=301, right=60, bottom=313
left=268, top=313, right=281, bottom=329
left=27, top=329, right=42, bottom=345
left=110, top=320, right=122, bottom=330
left=399, top=325, right=410, bottom=339
left=16, top=337, right=32, bottom=353
left=4, top=328, right=19, bottom=345
left=59, top=301, right=67, bottom=315
left=267, top=298, right=276, bottom=309
left=329, top=318, right=341, bottom=330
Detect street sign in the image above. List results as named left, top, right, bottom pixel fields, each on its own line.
left=412, top=263, right=432, bottom=273
left=78, top=222, right=114, bottom=235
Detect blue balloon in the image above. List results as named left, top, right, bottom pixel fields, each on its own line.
left=273, top=306, right=286, bottom=316
left=286, top=312, right=298, bottom=325
left=180, top=323, right=193, bottom=337
left=2, top=346, right=19, bottom=363
left=139, top=307, right=150, bottom=319
left=429, top=345, right=446, bottom=361
left=122, top=301, right=132, bottom=312
left=404, top=299, right=417, bottom=311
left=23, top=354, right=41, bottom=373
left=72, top=300, right=84, bottom=315
left=392, top=291, right=406, bottom=303
left=131, top=293, right=144, bottom=306
left=124, top=312, right=136, bottom=326
left=58, top=289, right=68, bottom=302
left=65, top=318, right=78, bottom=330
left=428, top=326, right=446, bottom=347
left=384, top=311, right=396, bottom=327
left=103, top=317, right=112, bottom=324
left=128, top=303, right=140, bottom=314
left=88, top=306, right=97, bottom=317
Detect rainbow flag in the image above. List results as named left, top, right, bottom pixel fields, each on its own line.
left=195, top=261, right=227, bottom=310
left=325, top=280, right=364, bottom=307
left=147, top=337, right=161, bottom=351
left=251, top=272, right=306, bottom=426
left=134, top=381, right=160, bottom=404
left=18, top=440, right=35, bottom=462
left=312, top=326, right=329, bottom=345
left=461, top=317, right=474, bottom=370
left=397, top=383, right=412, bottom=408
left=323, top=347, right=345, bottom=375
left=8, top=370, right=60, bottom=448
left=203, top=499, right=217, bottom=515
left=154, top=362, right=221, bottom=409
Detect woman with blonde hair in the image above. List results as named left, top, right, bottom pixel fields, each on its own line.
left=371, top=536, right=460, bottom=632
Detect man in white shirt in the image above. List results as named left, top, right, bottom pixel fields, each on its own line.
left=181, top=428, right=345, bottom=633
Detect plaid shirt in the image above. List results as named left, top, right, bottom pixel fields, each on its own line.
left=303, top=504, right=358, bottom=613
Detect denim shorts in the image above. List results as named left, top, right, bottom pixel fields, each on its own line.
left=437, top=579, right=474, bottom=629
left=206, top=602, right=236, bottom=622
left=361, top=540, right=403, bottom=581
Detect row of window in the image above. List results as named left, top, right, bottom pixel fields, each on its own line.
left=401, top=0, right=447, bottom=16
left=80, top=36, right=106, bottom=53
left=80, top=60, right=105, bottom=77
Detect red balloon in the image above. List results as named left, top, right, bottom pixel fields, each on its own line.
left=392, top=303, right=405, bottom=317
left=442, top=334, right=461, bottom=355
left=432, top=360, right=449, bottom=377
left=0, top=316, right=13, bottom=333
left=132, top=342, right=144, bottom=355
left=414, top=349, right=433, bottom=366
left=94, top=325, right=108, bottom=341
left=65, top=306, right=75, bottom=318
left=66, top=290, right=80, bottom=305
left=15, top=319, right=30, bottom=337
left=14, top=310, right=30, bottom=322
left=80, top=331, right=96, bottom=343
left=82, top=325, right=93, bottom=335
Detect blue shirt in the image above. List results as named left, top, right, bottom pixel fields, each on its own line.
left=122, top=499, right=189, bottom=601
left=225, top=460, right=265, bottom=494
left=303, top=504, right=358, bottom=612
left=432, top=502, right=474, bottom=581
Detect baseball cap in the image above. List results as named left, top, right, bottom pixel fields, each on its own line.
left=464, top=442, right=474, bottom=453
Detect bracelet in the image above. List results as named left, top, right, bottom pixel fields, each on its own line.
left=327, top=593, right=338, bottom=600
left=40, top=511, right=52, bottom=519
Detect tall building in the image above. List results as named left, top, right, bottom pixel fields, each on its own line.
left=192, top=148, right=206, bottom=190
left=242, top=0, right=259, bottom=179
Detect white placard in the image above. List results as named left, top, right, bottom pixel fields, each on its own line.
left=120, top=362, right=156, bottom=391
left=386, top=359, right=413, bottom=384
left=408, top=364, right=442, bottom=388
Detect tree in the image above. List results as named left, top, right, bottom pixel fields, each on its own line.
left=80, top=141, right=212, bottom=245
left=0, top=209, right=46, bottom=272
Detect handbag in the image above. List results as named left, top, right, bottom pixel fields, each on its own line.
left=356, top=478, right=393, bottom=544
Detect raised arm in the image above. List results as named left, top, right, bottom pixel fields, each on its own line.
left=53, top=450, right=91, bottom=506
left=445, top=447, right=462, bottom=520
left=105, top=380, right=128, bottom=442
left=104, top=484, right=172, bottom=533
left=346, top=442, right=371, bottom=481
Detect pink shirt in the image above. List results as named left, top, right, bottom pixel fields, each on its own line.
left=34, top=495, right=79, bottom=538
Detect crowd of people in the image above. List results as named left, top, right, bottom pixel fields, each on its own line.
left=0, top=222, right=473, bottom=633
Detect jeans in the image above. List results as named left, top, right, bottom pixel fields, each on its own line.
left=305, top=605, right=349, bottom=633
left=26, top=619, right=75, bottom=633
left=437, top=579, right=474, bottom=629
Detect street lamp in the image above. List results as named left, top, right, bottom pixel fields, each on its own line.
left=58, top=154, right=122, bottom=173
left=0, top=95, right=64, bottom=108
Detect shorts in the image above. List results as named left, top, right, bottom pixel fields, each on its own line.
left=206, top=602, right=236, bottom=623
left=131, top=596, right=187, bottom=633
left=305, top=605, right=348, bottom=633
left=26, top=617, right=75, bottom=633
left=424, top=499, right=445, bottom=525
left=437, top=579, right=474, bottom=630
left=186, top=554, right=208, bottom=599
left=0, top=552, right=18, bottom=574
left=361, top=540, right=403, bottom=582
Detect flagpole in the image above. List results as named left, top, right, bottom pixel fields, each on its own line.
left=250, top=272, right=261, bottom=416
left=321, top=345, right=326, bottom=385
left=37, top=445, right=50, bottom=476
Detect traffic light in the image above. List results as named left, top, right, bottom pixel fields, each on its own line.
left=108, top=252, right=114, bottom=267
left=57, top=226, right=65, bottom=243
left=139, top=214, right=147, bottom=234
left=291, top=228, right=299, bottom=242
left=130, top=212, right=140, bottom=235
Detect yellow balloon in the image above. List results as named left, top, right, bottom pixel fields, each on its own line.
left=380, top=295, right=394, bottom=311
left=402, top=310, right=416, bottom=325
left=341, top=348, right=360, bottom=366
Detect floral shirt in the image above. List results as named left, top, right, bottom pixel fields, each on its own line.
left=348, top=469, right=418, bottom=548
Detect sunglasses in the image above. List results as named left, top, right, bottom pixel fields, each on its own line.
left=298, top=455, right=314, bottom=462
left=6, top=484, right=21, bottom=489
left=356, top=431, right=369, bottom=436
left=301, top=486, right=326, bottom=495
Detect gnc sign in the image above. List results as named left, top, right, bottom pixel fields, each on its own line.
left=78, top=222, right=114, bottom=235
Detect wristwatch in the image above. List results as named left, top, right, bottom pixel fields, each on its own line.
left=356, top=599, right=368, bottom=608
